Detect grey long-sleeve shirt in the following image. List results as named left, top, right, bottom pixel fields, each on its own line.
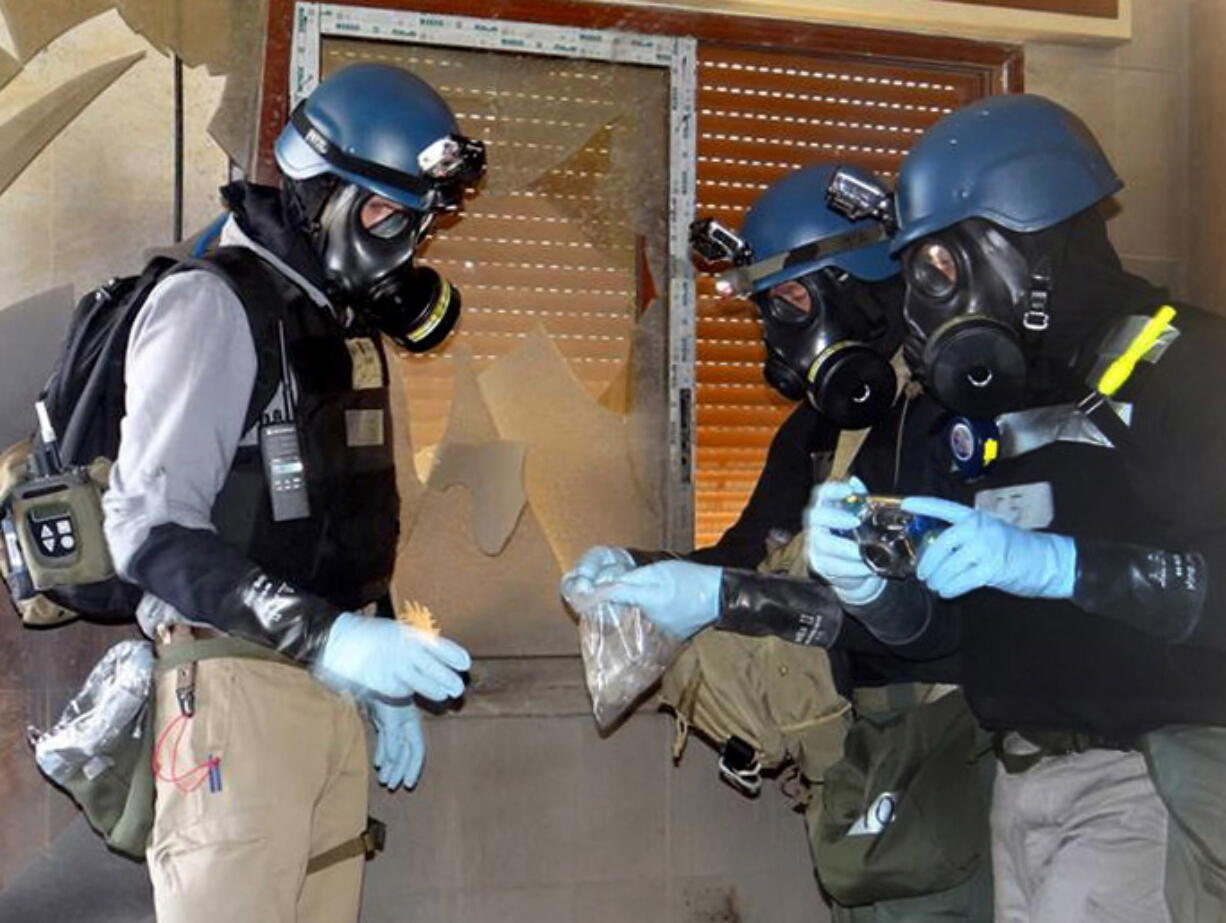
left=102, top=217, right=332, bottom=637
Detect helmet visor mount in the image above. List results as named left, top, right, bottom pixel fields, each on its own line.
left=289, top=102, right=486, bottom=213
left=707, top=224, right=890, bottom=298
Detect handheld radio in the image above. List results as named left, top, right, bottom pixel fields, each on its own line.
left=258, top=320, right=311, bottom=523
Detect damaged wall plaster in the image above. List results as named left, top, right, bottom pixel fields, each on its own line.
left=479, top=327, right=661, bottom=570
left=0, top=51, right=141, bottom=197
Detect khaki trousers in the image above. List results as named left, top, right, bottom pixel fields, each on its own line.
left=147, top=656, right=368, bottom=923
left=991, top=747, right=1171, bottom=923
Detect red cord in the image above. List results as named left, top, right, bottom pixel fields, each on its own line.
left=152, top=713, right=214, bottom=793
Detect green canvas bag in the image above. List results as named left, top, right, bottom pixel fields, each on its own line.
left=813, top=688, right=993, bottom=907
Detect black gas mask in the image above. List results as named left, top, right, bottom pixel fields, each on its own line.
left=902, top=219, right=1052, bottom=419
left=754, top=270, right=903, bottom=429
left=315, top=183, right=460, bottom=352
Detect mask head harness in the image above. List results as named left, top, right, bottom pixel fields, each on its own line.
left=690, top=216, right=900, bottom=429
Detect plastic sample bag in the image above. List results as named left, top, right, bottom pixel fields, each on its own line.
left=566, top=589, right=682, bottom=731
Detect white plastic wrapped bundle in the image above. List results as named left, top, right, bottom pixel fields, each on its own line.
left=30, top=639, right=154, bottom=784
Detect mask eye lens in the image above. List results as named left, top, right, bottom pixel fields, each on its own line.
left=360, top=196, right=418, bottom=240
left=763, top=280, right=813, bottom=324
left=910, top=240, right=959, bottom=299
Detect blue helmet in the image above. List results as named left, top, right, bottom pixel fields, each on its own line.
left=739, top=163, right=898, bottom=292
left=891, top=94, right=1121, bottom=255
left=275, top=63, right=485, bottom=212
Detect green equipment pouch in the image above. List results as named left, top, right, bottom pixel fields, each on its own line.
left=658, top=532, right=852, bottom=796
left=813, top=689, right=993, bottom=907
left=59, top=697, right=157, bottom=859
left=660, top=630, right=852, bottom=794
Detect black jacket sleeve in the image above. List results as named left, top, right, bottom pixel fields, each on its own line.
left=128, top=524, right=339, bottom=662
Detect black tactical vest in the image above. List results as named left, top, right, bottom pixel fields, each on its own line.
left=210, top=254, right=399, bottom=612
left=852, top=379, right=1226, bottom=739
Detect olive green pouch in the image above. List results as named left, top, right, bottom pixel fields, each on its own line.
left=813, top=689, right=992, bottom=906
left=58, top=701, right=156, bottom=860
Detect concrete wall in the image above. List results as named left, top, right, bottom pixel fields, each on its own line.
left=0, top=10, right=227, bottom=311
left=363, top=712, right=824, bottom=923
left=1025, top=0, right=1193, bottom=301
left=1188, top=0, right=1226, bottom=310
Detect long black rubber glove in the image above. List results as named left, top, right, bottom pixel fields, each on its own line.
left=127, top=523, right=340, bottom=662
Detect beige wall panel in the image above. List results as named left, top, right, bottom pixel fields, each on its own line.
left=1108, top=68, right=1185, bottom=260
left=1188, top=0, right=1226, bottom=310
left=0, top=48, right=18, bottom=92
left=1028, top=0, right=1191, bottom=299
left=0, top=189, right=54, bottom=307
left=0, top=52, right=142, bottom=197
left=0, top=10, right=227, bottom=308
left=0, top=0, right=111, bottom=61
left=1116, top=0, right=1187, bottom=70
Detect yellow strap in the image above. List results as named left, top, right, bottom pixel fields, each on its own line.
left=1096, top=305, right=1177, bottom=397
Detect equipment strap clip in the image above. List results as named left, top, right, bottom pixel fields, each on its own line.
left=305, top=816, right=387, bottom=876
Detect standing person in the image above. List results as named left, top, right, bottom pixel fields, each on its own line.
left=805, top=94, right=1226, bottom=921
left=102, top=63, right=484, bottom=922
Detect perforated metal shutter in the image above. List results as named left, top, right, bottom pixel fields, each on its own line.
left=693, top=45, right=987, bottom=546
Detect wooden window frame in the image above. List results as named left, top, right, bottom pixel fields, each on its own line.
left=933, top=0, right=1118, bottom=18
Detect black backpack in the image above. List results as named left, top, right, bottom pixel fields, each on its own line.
left=1, top=247, right=284, bottom=624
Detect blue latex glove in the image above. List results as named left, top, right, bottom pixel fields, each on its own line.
left=593, top=560, right=722, bottom=641
left=367, top=699, right=426, bottom=790
left=804, top=477, right=885, bottom=605
left=314, top=612, right=471, bottom=702
left=901, top=496, right=1077, bottom=600
left=560, top=545, right=636, bottom=608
